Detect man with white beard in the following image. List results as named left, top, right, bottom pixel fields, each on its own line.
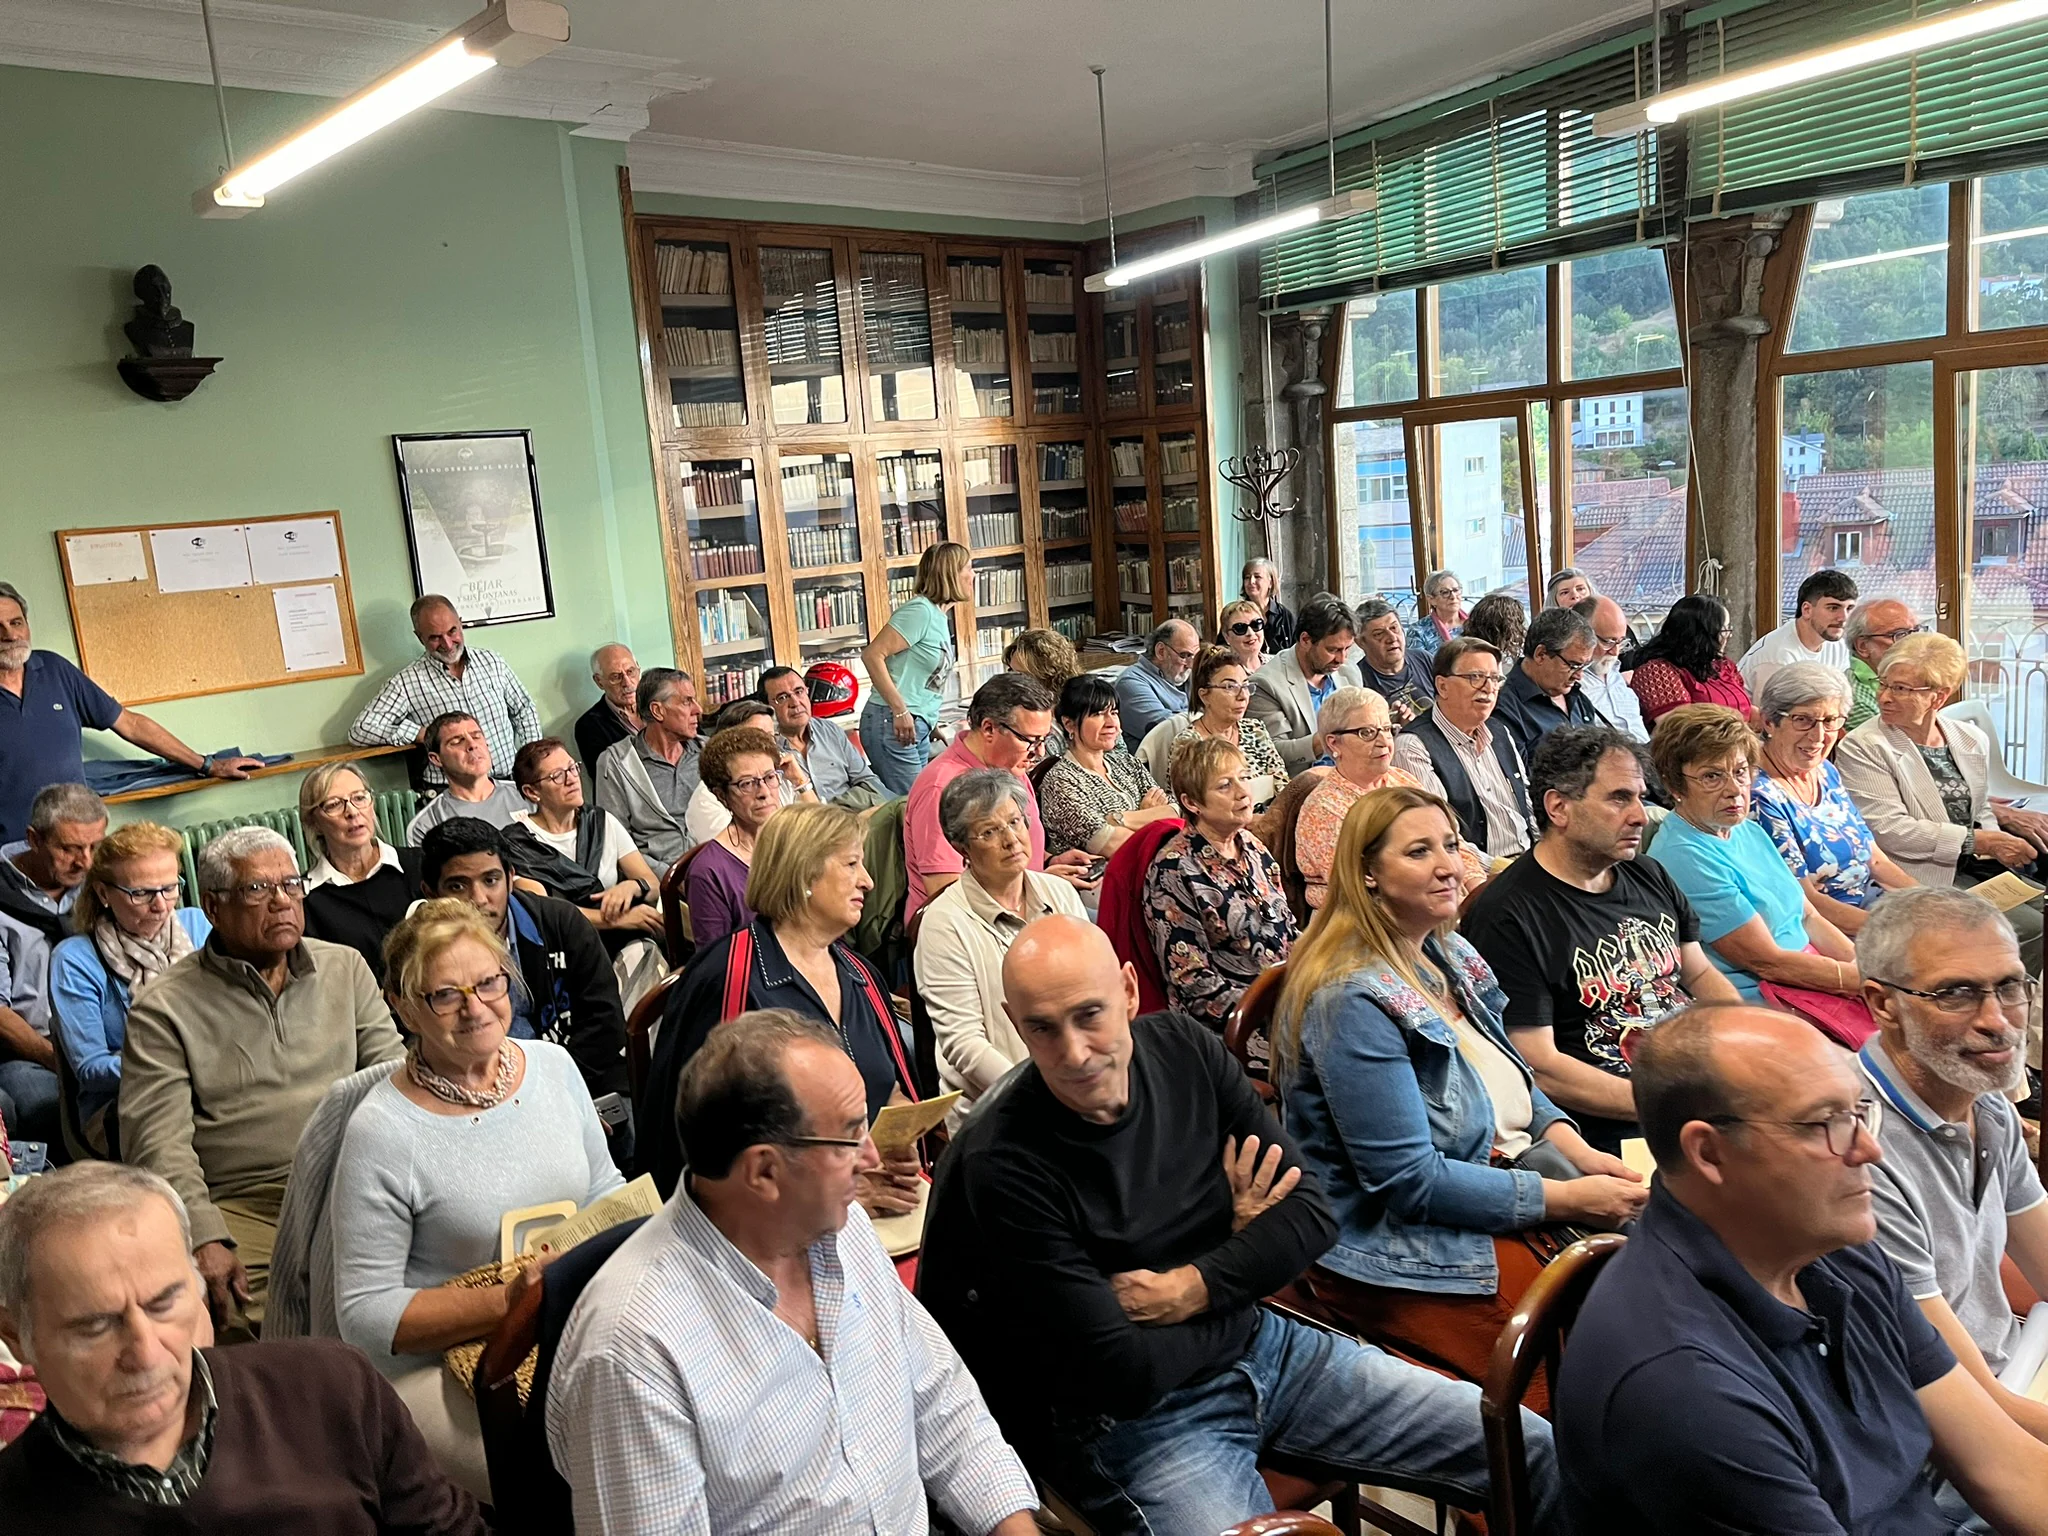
left=1858, top=887, right=2048, bottom=1445
left=0, top=581, right=260, bottom=843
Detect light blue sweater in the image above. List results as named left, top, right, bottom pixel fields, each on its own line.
left=328, top=1040, right=623, bottom=1374
left=49, top=908, right=212, bottom=1126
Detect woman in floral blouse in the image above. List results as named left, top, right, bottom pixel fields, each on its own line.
left=1141, top=734, right=1297, bottom=1071
left=1136, top=646, right=1289, bottom=811
left=1037, top=674, right=1178, bottom=857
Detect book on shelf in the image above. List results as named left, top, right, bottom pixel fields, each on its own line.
left=1155, top=373, right=1196, bottom=407
left=663, top=326, right=738, bottom=369
left=1154, top=311, right=1191, bottom=352
left=787, top=522, right=860, bottom=568
left=1038, top=442, right=1087, bottom=481
left=864, top=310, right=934, bottom=367
left=957, top=382, right=1013, bottom=416
left=685, top=466, right=750, bottom=507
left=706, top=662, right=763, bottom=707
left=1040, top=506, right=1090, bottom=541
left=962, top=444, right=1018, bottom=489
left=690, top=541, right=765, bottom=581
left=887, top=571, right=917, bottom=606
left=1026, top=331, right=1077, bottom=363
left=1167, top=553, right=1204, bottom=595
left=763, top=314, right=841, bottom=366
left=975, top=621, right=1024, bottom=659
left=698, top=587, right=766, bottom=647
left=1106, top=379, right=1141, bottom=410
left=954, top=327, right=1008, bottom=366
left=1159, top=436, right=1200, bottom=476
left=968, top=511, right=1023, bottom=549
left=948, top=260, right=1004, bottom=303
left=780, top=458, right=852, bottom=501
left=880, top=454, right=943, bottom=498
left=1051, top=611, right=1097, bottom=644
left=795, top=582, right=865, bottom=634
left=1117, top=556, right=1153, bottom=595
left=1031, top=383, right=1079, bottom=413
left=1121, top=603, right=1154, bottom=633
left=1045, top=560, right=1093, bottom=600
left=656, top=243, right=732, bottom=296
left=882, top=516, right=945, bottom=560
left=759, top=247, right=834, bottom=302
left=1113, top=497, right=1150, bottom=534
left=1023, top=267, right=1074, bottom=305
left=973, top=564, right=1025, bottom=608
left=672, top=399, right=744, bottom=429
left=1109, top=441, right=1146, bottom=478
left=1162, top=493, right=1201, bottom=533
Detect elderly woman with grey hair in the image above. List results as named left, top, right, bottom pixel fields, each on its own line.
left=1406, top=568, right=1466, bottom=659
left=1241, top=555, right=1296, bottom=653
left=1751, top=660, right=1917, bottom=937
left=912, top=767, right=1085, bottom=1125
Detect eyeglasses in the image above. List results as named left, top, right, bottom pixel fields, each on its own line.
left=1874, top=976, right=2037, bottom=1017
left=1684, top=765, right=1754, bottom=791
left=1202, top=681, right=1252, bottom=698
left=534, top=763, right=579, bottom=787
left=726, top=772, right=780, bottom=796
left=1448, top=670, right=1503, bottom=690
left=992, top=721, right=1052, bottom=754
left=1328, top=725, right=1396, bottom=743
left=1226, top=619, right=1266, bottom=636
left=219, top=876, right=306, bottom=905
left=1594, top=634, right=1628, bottom=652
left=417, top=970, right=513, bottom=1017
left=1877, top=680, right=1943, bottom=697
left=1539, top=650, right=1592, bottom=677
left=969, top=815, right=1031, bottom=847
left=1780, top=712, right=1847, bottom=734
left=107, top=881, right=180, bottom=904
left=313, top=790, right=373, bottom=819
left=1871, top=624, right=1927, bottom=644
left=1706, top=1098, right=1882, bottom=1159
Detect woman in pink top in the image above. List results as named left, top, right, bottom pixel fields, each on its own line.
left=1628, top=593, right=1754, bottom=726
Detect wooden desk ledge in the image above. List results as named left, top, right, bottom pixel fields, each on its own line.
left=103, top=742, right=410, bottom=804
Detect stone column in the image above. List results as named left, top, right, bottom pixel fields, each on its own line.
left=1678, top=209, right=1793, bottom=646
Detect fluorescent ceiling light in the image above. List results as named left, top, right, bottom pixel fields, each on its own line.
left=1594, top=0, right=2048, bottom=138
left=1084, top=189, right=1377, bottom=292
left=196, top=0, right=569, bottom=217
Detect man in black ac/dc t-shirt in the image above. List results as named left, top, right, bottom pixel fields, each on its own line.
left=1463, top=727, right=1740, bottom=1152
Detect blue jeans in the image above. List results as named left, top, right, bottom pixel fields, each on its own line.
left=1038, top=1310, right=1562, bottom=1536
left=0, top=1058, right=60, bottom=1147
left=859, top=700, right=932, bottom=796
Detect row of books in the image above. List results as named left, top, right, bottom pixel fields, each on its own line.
left=781, top=458, right=851, bottom=500
left=705, top=662, right=763, bottom=708
left=1154, top=312, right=1192, bottom=352
left=864, top=313, right=933, bottom=367
left=699, top=589, right=766, bottom=647
left=1118, top=556, right=1152, bottom=595
left=1110, top=441, right=1146, bottom=479
left=958, top=384, right=1012, bottom=417
left=883, top=516, right=945, bottom=559
left=1027, top=331, right=1078, bottom=362
left=664, top=326, right=738, bottom=369
left=690, top=540, right=764, bottom=580
left=760, top=248, right=834, bottom=302
left=1039, top=442, right=1087, bottom=480
left=1051, top=611, right=1098, bottom=644
left=963, top=444, right=1017, bottom=487
left=671, top=399, right=745, bottom=429
left=975, top=621, right=1023, bottom=660
left=955, top=327, right=1008, bottom=366
left=949, top=261, right=1003, bottom=302
left=795, top=583, right=865, bottom=635
left=881, top=454, right=944, bottom=497
left=888, top=571, right=917, bottom=606
left=1167, top=553, right=1204, bottom=595
left=1163, top=493, right=1201, bottom=533
left=1106, top=376, right=1143, bottom=411
left=763, top=318, right=840, bottom=366
left=788, top=523, right=859, bottom=567
left=1114, top=497, right=1150, bottom=533
left=1155, top=369, right=1197, bottom=407
left=1160, top=436, right=1202, bottom=476
left=1046, top=560, right=1093, bottom=599
left=1122, top=603, right=1155, bottom=634
left=657, top=243, right=732, bottom=296
left=1041, top=505, right=1090, bottom=541
left=968, top=511, right=1023, bottom=548
left=1023, top=268, right=1074, bottom=304
left=1033, top=383, right=1081, bottom=414
left=974, top=564, right=1025, bottom=608
left=685, top=466, right=752, bottom=508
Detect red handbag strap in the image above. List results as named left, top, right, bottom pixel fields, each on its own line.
left=849, top=951, right=917, bottom=1102
left=720, top=928, right=755, bottom=1022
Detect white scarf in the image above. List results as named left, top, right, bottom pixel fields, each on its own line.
left=93, top=912, right=193, bottom=992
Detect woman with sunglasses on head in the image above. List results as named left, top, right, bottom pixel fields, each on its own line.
left=1038, top=674, right=1176, bottom=858
left=1216, top=598, right=1268, bottom=674
left=1750, top=662, right=1915, bottom=939
left=326, top=899, right=623, bottom=1500
left=299, top=762, right=420, bottom=982
left=49, top=822, right=209, bottom=1155
left=1137, top=645, right=1289, bottom=811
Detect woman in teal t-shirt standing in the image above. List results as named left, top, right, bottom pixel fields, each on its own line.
left=859, top=541, right=969, bottom=793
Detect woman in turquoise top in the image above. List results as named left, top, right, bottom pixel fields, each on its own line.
left=859, top=540, right=969, bottom=794
left=1647, top=704, right=1861, bottom=1003
left=49, top=820, right=211, bottom=1153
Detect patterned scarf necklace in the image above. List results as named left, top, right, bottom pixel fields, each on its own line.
left=407, top=1041, right=518, bottom=1109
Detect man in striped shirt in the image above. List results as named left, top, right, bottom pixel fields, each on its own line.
left=547, top=1009, right=1038, bottom=1536
left=348, top=596, right=540, bottom=787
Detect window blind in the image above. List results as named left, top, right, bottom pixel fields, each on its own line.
left=1687, top=0, right=2048, bottom=216
left=1257, top=30, right=1678, bottom=311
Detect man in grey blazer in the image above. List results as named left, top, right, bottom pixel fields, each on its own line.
left=1248, top=593, right=1362, bottom=773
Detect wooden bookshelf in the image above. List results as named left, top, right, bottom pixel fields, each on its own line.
left=623, top=198, right=1218, bottom=708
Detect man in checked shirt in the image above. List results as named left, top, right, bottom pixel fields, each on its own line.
left=546, top=1008, right=1038, bottom=1535
left=349, top=595, right=540, bottom=788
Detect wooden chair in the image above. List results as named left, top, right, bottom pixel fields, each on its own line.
left=1224, top=1519, right=1346, bottom=1536
left=1255, top=768, right=1326, bottom=927
left=1481, top=1233, right=1628, bottom=1536
left=625, top=969, right=682, bottom=1106
left=658, top=843, right=713, bottom=961
left=1224, top=963, right=1288, bottom=1105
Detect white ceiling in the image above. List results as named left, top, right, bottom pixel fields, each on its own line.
left=7, top=0, right=1655, bottom=217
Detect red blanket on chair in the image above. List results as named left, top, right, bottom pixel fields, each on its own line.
left=1097, top=817, right=1183, bottom=1015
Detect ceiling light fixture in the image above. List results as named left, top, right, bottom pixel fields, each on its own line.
left=1595, top=0, right=2048, bottom=137
left=194, top=0, right=570, bottom=217
left=1082, top=0, right=1375, bottom=293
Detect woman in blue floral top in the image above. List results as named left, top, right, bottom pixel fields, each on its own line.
left=1140, top=735, right=1296, bottom=1070
left=1751, top=661, right=1916, bottom=937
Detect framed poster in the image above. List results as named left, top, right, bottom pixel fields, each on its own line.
left=392, top=430, right=554, bottom=626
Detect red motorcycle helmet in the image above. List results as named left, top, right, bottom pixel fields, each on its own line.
left=805, top=660, right=859, bottom=718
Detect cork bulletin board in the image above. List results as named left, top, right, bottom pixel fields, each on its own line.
left=55, top=511, right=365, bottom=705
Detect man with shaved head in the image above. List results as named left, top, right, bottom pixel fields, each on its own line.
left=919, top=914, right=1558, bottom=1535
left=1555, top=1004, right=2048, bottom=1533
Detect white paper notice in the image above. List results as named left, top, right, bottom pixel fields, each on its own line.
left=246, top=517, right=342, bottom=586
left=272, top=583, right=349, bottom=672
left=149, top=525, right=252, bottom=593
left=64, top=531, right=149, bottom=586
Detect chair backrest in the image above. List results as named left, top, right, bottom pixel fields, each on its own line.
left=625, top=969, right=682, bottom=1106
left=1222, top=1516, right=1345, bottom=1536
left=1482, top=1232, right=1627, bottom=1536
left=1028, top=751, right=1059, bottom=793
left=660, top=843, right=712, bottom=960
left=1224, top=963, right=1287, bottom=1103
left=1097, top=815, right=1183, bottom=1014
left=1261, top=770, right=1323, bottom=927
left=475, top=1214, right=652, bottom=1535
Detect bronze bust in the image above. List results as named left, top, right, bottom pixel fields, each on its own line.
left=124, top=265, right=196, bottom=358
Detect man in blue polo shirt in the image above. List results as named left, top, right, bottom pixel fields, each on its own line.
left=0, top=582, right=260, bottom=841
left=1555, top=1004, right=2048, bottom=1534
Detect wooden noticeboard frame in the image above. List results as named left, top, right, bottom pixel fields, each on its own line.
left=55, top=511, right=365, bottom=705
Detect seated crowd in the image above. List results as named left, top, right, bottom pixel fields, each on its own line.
left=8, top=565, right=2048, bottom=1536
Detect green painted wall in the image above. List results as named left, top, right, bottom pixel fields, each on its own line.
left=0, top=64, right=669, bottom=829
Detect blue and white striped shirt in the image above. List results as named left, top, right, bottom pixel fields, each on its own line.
left=545, top=1188, right=1036, bottom=1536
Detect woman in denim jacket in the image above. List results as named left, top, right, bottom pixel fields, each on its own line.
left=1272, top=784, right=1647, bottom=1404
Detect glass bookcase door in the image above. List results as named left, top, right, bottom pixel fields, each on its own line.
left=972, top=554, right=1029, bottom=685
left=963, top=443, right=1023, bottom=552
left=1023, top=258, right=1082, bottom=418
left=1151, top=288, right=1195, bottom=410
left=654, top=238, right=745, bottom=431
left=1110, top=434, right=1153, bottom=632
left=947, top=255, right=1012, bottom=419
left=696, top=585, right=773, bottom=709
left=1102, top=297, right=1142, bottom=414
left=858, top=248, right=938, bottom=423
left=779, top=452, right=859, bottom=571
left=1036, top=439, right=1092, bottom=546
left=1159, top=430, right=1204, bottom=625
left=759, top=244, right=847, bottom=426
left=677, top=457, right=765, bottom=585
left=878, top=448, right=947, bottom=562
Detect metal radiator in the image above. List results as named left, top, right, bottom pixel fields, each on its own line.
left=373, top=789, right=426, bottom=849
left=176, top=808, right=307, bottom=905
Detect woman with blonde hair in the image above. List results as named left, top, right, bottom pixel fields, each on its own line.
left=1272, top=785, right=1645, bottom=1405
left=1003, top=627, right=1081, bottom=757
left=860, top=540, right=971, bottom=793
left=49, top=821, right=210, bottom=1151
left=327, top=898, right=623, bottom=1498
left=299, top=761, right=418, bottom=980
left=1216, top=597, right=1268, bottom=674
